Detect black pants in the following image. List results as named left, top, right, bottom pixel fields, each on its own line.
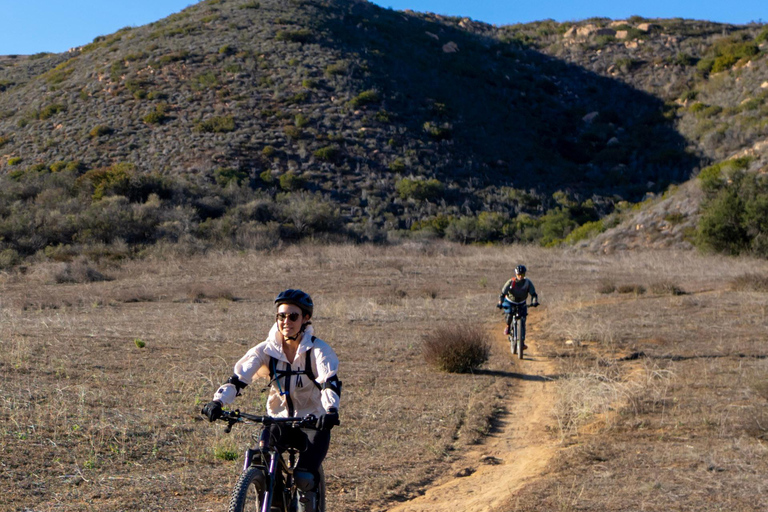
left=267, top=424, right=330, bottom=476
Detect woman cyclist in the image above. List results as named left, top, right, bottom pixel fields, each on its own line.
left=497, top=265, right=539, bottom=347
left=202, top=289, right=341, bottom=512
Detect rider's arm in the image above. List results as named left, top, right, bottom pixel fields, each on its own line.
left=311, top=339, right=341, bottom=413
left=213, top=342, right=270, bottom=405
left=499, top=279, right=513, bottom=302
left=528, top=280, right=539, bottom=304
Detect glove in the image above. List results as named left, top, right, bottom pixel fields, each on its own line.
left=201, top=400, right=223, bottom=422
left=316, top=409, right=340, bottom=431
left=496, top=302, right=503, bottom=309
left=531, top=300, right=539, bottom=308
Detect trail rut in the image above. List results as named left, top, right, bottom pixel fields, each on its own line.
left=385, top=335, right=558, bottom=512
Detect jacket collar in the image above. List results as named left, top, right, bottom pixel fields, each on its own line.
left=264, top=323, right=315, bottom=361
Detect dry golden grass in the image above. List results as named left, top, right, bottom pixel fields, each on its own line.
left=2, top=243, right=767, bottom=512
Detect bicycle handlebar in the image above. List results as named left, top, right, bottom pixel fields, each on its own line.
left=218, top=410, right=318, bottom=433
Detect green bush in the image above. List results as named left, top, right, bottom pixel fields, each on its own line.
left=564, top=219, right=605, bottom=244
left=89, top=125, right=113, bottom=138
left=279, top=171, right=304, bottom=191
left=38, top=103, right=66, bottom=120
left=395, top=178, right=444, bottom=201
left=422, top=121, right=452, bottom=140
left=195, top=116, right=235, bottom=133
left=215, top=168, right=248, bottom=187
left=697, top=189, right=749, bottom=255
left=313, top=145, right=341, bottom=162
left=8, top=157, right=22, bottom=166
left=422, top=324, right=489, bottom=373
left=276, top=29, right=313, bottom=43
left=349, top=90, right=380, bottom=108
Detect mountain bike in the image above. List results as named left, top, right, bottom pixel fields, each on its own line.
left=498, top=298, right=537, bottom=359
left=217, top=410, right=326, bottom=512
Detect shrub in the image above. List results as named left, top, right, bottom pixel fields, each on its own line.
left=597, top=280, right=616, bottom=294
left=696, top=189, right=748, bottom=255
left=276, top=29, right=313, bottom=43
left=8, top=157, right=22, bottom=166
left=389, top=158, right=406, bottom=172
left=564, top=219, right=605, bottom=244
left=325, top=62, right=348, bottom=76
left=0, top=135, right=10, bottom=147
left=143, top=105, right=169, bottom=125
left=79, top=163, right=135, bottom=200
left=54, top=258, right=111, bottom=284
left=196, top=116, right=235, bottom=133
left=259, top=169, right=274, bottom=184
left=649, top=281, right=686, bottom=295
left=279, top=171, right=304, bottom=191
left=89, top=124, right=113, bottom=138
left=215, top=168, right=248, bottom=187
left=422, top=121, right=452, bottom=140
left=617, top=284, right=646, bottom=295
left=395, top=178, right=444, bottom=201
left=729, top=273, right=768, bottom=292
left=313, top=145, right=341, bottom=162
left=38, top=103, right=66, bottom=120
left=349, top=90, right=380, bottom=108
left=283, top=125, right=302, bottom=139
left=0, top=248, right=21, bottom=269
left=422, top=324, right=489, bottom=373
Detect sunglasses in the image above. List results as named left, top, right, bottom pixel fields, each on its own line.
left=276, top=312, right=302, bottom=322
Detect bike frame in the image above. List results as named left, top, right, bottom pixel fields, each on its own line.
left=221, top=411, right=317, bottom=512
left=501, top=298, right=529, bottom=359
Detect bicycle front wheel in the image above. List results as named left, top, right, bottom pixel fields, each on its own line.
left=515, top=318, right=524, bottom=359
left=316, top=465, right=326, bottom=512
left=229, top=466, right=267, bottom=512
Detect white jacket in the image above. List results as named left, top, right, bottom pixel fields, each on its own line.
left=213, top=324, right=340, bottom=418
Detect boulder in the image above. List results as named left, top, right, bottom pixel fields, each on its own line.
left=442, top=41, right=459, bottom=53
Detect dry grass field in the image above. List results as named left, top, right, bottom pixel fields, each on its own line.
left=2, top=242, right=767, bottom=512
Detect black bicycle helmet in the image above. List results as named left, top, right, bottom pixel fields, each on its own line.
left=515, top=265, right=527, bottom=276
left=274, top=289, right=314, bottom=318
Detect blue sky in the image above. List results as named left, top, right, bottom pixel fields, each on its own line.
left=0, top=0, right=765, bottom=55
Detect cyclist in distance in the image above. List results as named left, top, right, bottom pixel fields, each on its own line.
left=497, top=265, right=539, bottom=346
left=202, top=289, right=341, bottom=512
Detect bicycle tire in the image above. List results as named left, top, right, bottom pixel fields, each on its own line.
left=316, top=465, right=326, bottom=512
left=515, top=318, right=524, bottom=360
left=229, top=466, right=267, bottom=512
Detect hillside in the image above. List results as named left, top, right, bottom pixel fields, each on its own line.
left=0, top=0, right=767, bottom=261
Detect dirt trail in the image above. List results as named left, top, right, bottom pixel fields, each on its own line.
left=386, top=336, right=558, bottom=512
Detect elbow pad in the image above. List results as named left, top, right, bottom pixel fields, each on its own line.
left=227, top=374, right=248, bottom=396
left=321, top=375, right=342, bottom=397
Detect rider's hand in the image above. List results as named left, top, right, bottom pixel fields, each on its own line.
left=531, top=301, right=539, bottom=308
left=316, top=409, right=340, bottom=430
left=496, top=302, right=503, bottom=309
left=201, top=400, right=223, bottom=422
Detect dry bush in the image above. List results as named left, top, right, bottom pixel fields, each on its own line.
left=553, top=357, right=675, bottom=440
left=53, top=257, right=112, bottom=284
left=729, top=273, right=768, bottom=292
left=649, top=280, right=686, bottom=295
left=422, top=323, right=490, bottom=373
left=617, top=284, right=646, bottom=295
left=185, top=283, right=236, bottom=302
left=597, top=279, right=616, bottom=294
